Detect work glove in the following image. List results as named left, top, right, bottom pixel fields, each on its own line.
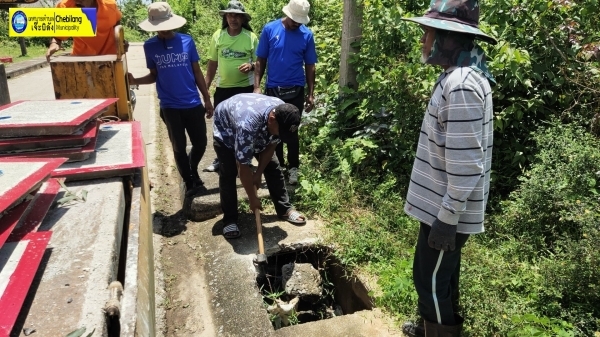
left=428, top=218, right=457, bottom=251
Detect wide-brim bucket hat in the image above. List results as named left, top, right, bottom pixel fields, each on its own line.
left=219, top=0, right=252, bottom=21
left=402, top=0, right=497, bottom=44
left=139, top=2, right=186, bottom=32
left=282, top=0, right=310, bottom=25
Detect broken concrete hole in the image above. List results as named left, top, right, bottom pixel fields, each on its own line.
left=256, top=246, right=373, bottom=330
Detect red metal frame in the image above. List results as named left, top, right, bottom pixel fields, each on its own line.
left=51, top=122, right=145, bottom=180
left=9, top=179, right=62, bottom=241
left=0, top=232, right=52, bottom=336
left=0, top=120, right=99, bottom=153
left=0, top=158, right=66, bottom=214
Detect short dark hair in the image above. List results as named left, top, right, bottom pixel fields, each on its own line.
left=221, top=16, right=253, bottom=32
left=274, top=103, right=301, bottom=143
left=274, top=103, right=299, bottom=119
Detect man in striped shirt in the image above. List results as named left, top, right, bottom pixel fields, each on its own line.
left=401, top=1, right=497, bottom=336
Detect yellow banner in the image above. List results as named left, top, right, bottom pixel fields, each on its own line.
left=8, top=8, right=97, bottom=37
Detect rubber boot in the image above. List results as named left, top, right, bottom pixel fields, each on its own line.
left=423, top=315, right=463, bottom=337
left=402, top=320, right=425, bottom=337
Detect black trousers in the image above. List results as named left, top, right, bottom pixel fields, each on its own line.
left=266, top=86, right=304, bottom=169
left=213, top=85, right=254, bottom=109
left=213, top=139, right=293, bottom=225
left=160, top=104, right=207, bottom=184
left=413, top=223, right=470, bottom=326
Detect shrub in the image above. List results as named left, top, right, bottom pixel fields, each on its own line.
left=488, top=122, right=600, bottom=335
left=484, top=0, right=600, bottom=195
left=489, top=122, right=600, bottom=252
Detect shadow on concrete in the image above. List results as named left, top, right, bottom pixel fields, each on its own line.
left=210, top=213, right=289, bottom=256
left=153, top=210, right=188, bottom=237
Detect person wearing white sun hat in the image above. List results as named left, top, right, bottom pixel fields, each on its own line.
left=254, top=0, right=318, bottom=186
left=128, top=2, right=214, bottom=200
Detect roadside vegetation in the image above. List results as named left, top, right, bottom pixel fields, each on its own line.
left=122, top=0, right=600, bottom=335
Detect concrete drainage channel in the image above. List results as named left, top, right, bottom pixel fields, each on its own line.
left=256, top=246, right=373, bottom=330
left=172, top=143, right=402, bottom=336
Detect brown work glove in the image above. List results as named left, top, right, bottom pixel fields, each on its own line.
left=428, top=218, right=457, bottom=251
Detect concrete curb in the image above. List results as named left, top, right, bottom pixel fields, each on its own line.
left=5, top=57, right=49, bottom=79
left=4, top=50, right=74, bottom=79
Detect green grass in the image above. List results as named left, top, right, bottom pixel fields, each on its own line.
left=1, top=43, right=47, bottom=64
left=293, top=167, right=584, bottom=336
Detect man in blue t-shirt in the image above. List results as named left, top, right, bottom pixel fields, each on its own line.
left=128, top=2, right=214, bottom=198
left=213, top=93, right=307, bottom=239
left=253, top=0, right=318, bottom=186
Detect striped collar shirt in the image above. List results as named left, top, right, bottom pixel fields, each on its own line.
left=404, top=66, right=494, bottom=234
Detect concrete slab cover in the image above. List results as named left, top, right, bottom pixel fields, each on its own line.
left=0, top=120, right=98, bottom=154
left=0, top=232, right=52, bottom=336
left=51, top=55, right=118, bottom=63
left=52, top=122, right=145, bottom=181
left=0, top=98, right=117, bottom=138
left=0, top=158, right=66, bottom=214
left=9, top=179, right=62, bottom=241
left=17, top=178, right=125, bottom=337
left=0, top=130, right=97, bottom=163
left=0, top=199, right=32, bottom=250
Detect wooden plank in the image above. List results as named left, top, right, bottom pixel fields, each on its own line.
left=50, top=56, right=120, bottom=117
left=113, top=25, right=132, bottom=121
left=114, top=59, right=131, bottom=121
left=120, top=157, right=155, bottom=336
left=51, top=55, right=118, bottom=62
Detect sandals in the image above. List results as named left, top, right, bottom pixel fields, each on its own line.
left=223, top=223, right=241, bottom=239
left=280, top=210, right=306, bottom=225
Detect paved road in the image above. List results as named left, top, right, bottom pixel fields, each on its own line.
left=6, top=43, right=156, bottom=145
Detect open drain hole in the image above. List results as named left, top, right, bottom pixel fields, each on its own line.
left=256, top=246, right=373, bottom=329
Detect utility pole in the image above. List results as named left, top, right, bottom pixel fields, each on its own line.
left=19, top=37, right=27, bottom=56
left=339, top=0, right=362, bottom=90
left=0, top=64, right=10, bottom=106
